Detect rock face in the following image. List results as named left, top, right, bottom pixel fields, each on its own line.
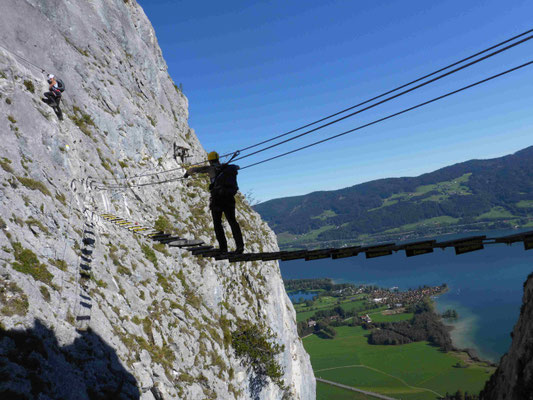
left=479, top=272, right=533, bottom=400
left=0, top=0, right=315, bottom=399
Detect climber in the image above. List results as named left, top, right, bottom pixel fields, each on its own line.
left=42, top=74, right=64, bottom=120
left=184, top=151, right=244, bottom=255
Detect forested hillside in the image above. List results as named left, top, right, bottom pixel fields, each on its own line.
left=254, top=146, right=533, bottom=248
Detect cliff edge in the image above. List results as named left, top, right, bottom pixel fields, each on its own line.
left=0, top=0, right=315, bottom=399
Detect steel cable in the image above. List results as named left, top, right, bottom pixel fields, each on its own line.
left=240, top=60, right=533, bottom=170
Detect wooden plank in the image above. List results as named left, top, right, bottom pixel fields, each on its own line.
left=280, top=250, right=308, bottom=261
left=259, top=252, right=283, bottom=261
left=363, top=243, right=395, bottom=259
left=399, top=240, right=436, bottom=257
left=436, top=235, right=486, bottom=249
left=305, top=249, right=333, bottom=261
left=455, top=242, right=484, bottom=255
left=330, top=246, right=361, bottom=260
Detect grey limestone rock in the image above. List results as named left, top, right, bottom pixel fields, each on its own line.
left=0, top=0, right=315, bottom=399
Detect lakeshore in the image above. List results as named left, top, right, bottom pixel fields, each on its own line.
left=280, top=231, right=532, bottom=362
left=286, top=279, right=496, bottom=398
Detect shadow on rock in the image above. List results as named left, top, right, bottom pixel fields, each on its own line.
left=0, top=319, right=139, bottom=400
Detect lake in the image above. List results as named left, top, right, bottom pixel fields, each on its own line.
left=280, top=229, right=533, bottom=362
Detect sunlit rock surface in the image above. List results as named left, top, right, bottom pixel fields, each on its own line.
left=0, top=1, right=315, bottom=398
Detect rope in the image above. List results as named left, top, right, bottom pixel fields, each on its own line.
left=240, top=60, right=533, bottom=170
left=234, top=34, right=533, bottom=163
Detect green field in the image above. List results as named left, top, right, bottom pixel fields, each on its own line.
left=476, top=206, right=515, bottom=220
left=383, top=216, right=460, bottom=234
left=369, top=312, right=414, bottom=323
left=369, top=173, right=473, bottom=212
left=516, top=200, right=533, bottom=208
left=317, top=381, right=374, bottom=399
left=305, top=326, right=494, bottom=399
left=295, top=295, right=369, bottom=322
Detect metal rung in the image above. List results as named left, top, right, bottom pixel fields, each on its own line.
left=80, top=264, right=91, bottom=271
left=80, top=301, right=92, bottom=309
left=190, top=246, right=214, bottom=255
left=76, top=315, right=91, bottom=321
left=150, top=234, right=173, bottom=241
left=157, top=237, right=184, bottom=244
left=80, top=294, right=91, bottom=301
left=83, top=238, right=96, bottom=246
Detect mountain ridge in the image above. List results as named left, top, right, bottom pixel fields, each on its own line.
left=254, top=145, right=533, bottom=249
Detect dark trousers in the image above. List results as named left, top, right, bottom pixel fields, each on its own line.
left=44, top=92, right=61, bottom=107
left=44, top=92, right=63, bottom=119
left=210, top=197, right=244, bottom=252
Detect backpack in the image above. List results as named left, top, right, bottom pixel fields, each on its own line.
left=211, top=164, right=239, bottom=198
left=56, top=78, right=65, bottom=92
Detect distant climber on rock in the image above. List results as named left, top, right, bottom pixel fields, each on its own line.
left=184, top=151, right=244, bottom=255
left=42, top=74, right=64, bottom=120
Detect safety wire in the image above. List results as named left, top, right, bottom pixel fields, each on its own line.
left=233, top=33, right=533, bottom=163
left=225, top=27, right=533, bottom=158
left=240, top=60, right=533, bottom=170
left=52, top=185, right=76, bottom=336
left=94, top=28, right=533, bottom=187
left=95, top=59, right=533, bottom=187
left=0, top=43, right=46, bottom=73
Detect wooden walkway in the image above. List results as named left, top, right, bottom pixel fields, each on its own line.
left=100, top=213, right=533, bottom=263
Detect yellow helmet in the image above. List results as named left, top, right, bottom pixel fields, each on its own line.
left=207, top=151, right=219, bottom=161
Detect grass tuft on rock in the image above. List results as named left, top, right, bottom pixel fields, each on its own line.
left=141, top=244, right=158, bottom=267
left=16, top=177, right=51, bottom=197
left=0, top=281, right=29, bottom=316
left=11, top=242, right=53, bottom=285
left=23, top=80, right=35, bottom=93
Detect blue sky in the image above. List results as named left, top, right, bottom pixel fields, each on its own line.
left=138, top=0, right=533, bottom=202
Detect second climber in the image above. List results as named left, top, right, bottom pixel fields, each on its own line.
left=184, top=151, right=244, bottom=255
left=42, top=74, right=65, bottom=120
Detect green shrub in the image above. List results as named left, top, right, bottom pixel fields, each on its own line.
left=23, top=80, right=35, bottom=93
left=55, top=192, right=67, bottom=206
left=0, top=282, right=29, bottom=316
left=26, top=217, right=49, bottom=235
left=157, top=273, right=172, bottom=293
left=11, top=242, right=53, bottom=284
left=48, top=258, right=68, bottom=271
left=141, top=244, right=157, bottom=267
left=5, top=98, right=12, bottom=105
left=154, top=215, right=174, bottom=232
left=40, top=285, right=51, bottom=302
left=153, top=243, right=168, bottom=255
left=70, top=106, right=95, bottom=136
left=231, top=320, right=285, bottom=387
left=7, top=115, right=16, bottom=124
